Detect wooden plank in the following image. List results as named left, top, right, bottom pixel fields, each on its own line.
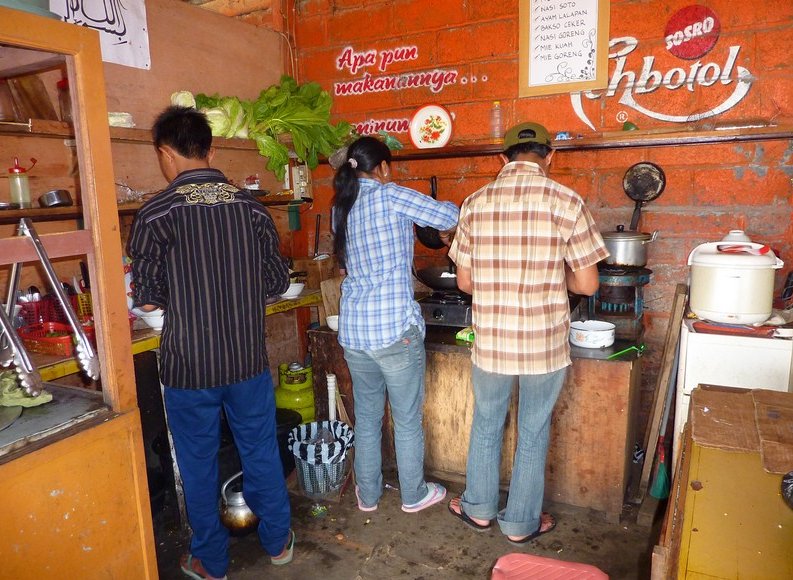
left=320, top=275, right=344, bottom=318
left=0, top=230, right=92, bottom=265
left=545, top=356, right=641, bottom=520
left=635, top=284, right=688, bottom=502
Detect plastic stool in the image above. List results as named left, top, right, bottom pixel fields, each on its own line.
left=491, top=553, right=609, bottom=579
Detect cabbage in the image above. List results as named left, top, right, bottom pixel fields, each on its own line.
left=170, top=91, right=196, bottom=108
left=202, top=106, right=231, bottom=137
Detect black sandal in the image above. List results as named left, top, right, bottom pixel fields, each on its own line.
left=506, top=512, right=557, bottom=546
left=447, top=496, right=492, bottom=532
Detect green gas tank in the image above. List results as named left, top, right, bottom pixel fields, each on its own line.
left=275, top=362, right=314, bottom=422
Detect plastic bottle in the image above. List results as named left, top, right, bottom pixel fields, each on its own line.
left=57, top=78, right=72, bottom=124
left=8, top=157, right=33, bottom=208
left=490, top=101, right=503, bottom=143
left=327, top=373, right=337, bottom=422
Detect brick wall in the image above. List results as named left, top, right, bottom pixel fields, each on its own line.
left=278, top=0, right=793, bottom=431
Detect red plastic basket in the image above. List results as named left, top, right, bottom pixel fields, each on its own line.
left=18, top=322, right=75, bottom=357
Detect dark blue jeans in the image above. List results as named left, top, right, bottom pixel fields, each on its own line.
left=164, top=371, right=290, bottom=577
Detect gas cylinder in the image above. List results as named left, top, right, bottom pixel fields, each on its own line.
left=275, top=362, right=314, bottom=422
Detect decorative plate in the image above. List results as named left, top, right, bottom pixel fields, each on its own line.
left=409, top=105, right=453, bottom=149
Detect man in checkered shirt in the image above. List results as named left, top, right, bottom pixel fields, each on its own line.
left=447, top=121, right=609, bottom=545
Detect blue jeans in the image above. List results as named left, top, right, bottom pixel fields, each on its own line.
left=461, top=365, right=567, bottom=538
left=164, top=371, right=291, bottom=577
left=342, top=325, right=429, bottom=507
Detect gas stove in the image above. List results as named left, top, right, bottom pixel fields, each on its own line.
left=418, top=291, right=472, bottom=327
left=587, top=265, right=652, bottom=340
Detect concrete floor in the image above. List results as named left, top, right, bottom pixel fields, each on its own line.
left=155, top=469, right=659, bottom=580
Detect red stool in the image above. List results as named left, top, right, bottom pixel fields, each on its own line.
left=492, top=553, right=609, bottom=579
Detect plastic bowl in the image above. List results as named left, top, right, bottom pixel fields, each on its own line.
left=326, top=315, right=339, bottom=331
left=569, top=320, right=615, bottom=348
left=280, top=282, right=305, bottom=300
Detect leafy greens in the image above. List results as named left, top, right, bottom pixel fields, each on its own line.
left=186, top=76, right=352, bottom=181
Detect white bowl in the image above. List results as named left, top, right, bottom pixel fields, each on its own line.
left=326, top=315, right=339, bottom=331
left=280, top=282, right=305, bottom=300
left=569, top=320, right=615, bottom=349
left=132, top=308, right=165, bottom=330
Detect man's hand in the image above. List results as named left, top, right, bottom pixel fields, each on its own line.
left=439, top=227, right=456, bottom=247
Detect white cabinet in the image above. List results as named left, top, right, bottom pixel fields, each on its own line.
left=673, top=318, right=793, bottom=464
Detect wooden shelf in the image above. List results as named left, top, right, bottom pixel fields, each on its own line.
left=0, top=196, right=303, bottom=225
left=0, top=119, right=259, bottom=150
left=327, top=124, right=793, bottom=162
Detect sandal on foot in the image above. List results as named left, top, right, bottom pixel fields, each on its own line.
left=401, top=482, right=447, bottom=513
left=271, top=529, right=295, bottom=566
left=355, top=485, right=378, bottom=512
left=179, top=554, right=227, bottom=580
left=506, top=512, right=557, bottom=546
left=447, top=496, right=492, bottom=532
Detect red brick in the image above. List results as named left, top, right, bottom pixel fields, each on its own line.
left=757, top=76, right=793, bottom=119
left=328, top=4, right=394, bottom=43
left=468, top=0, right=516, bottom=21
left=294, top=14, right=328, bottom=49
left=693, top=167, right=791, bottom=206
left=390, top=0, right=468, bottom=34
left=648, top=142, right=757, bottom=168
left=437, top=19, right=517, bottom=64
left=708, top=0, right=793, bottom=29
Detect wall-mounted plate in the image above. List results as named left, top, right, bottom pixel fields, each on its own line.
left=409, top=105, right=453, bottom=149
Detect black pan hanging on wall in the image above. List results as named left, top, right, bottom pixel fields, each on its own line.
left=415, top=176, right=446, bottom=249
left=623, top=162, right=666, bottom=231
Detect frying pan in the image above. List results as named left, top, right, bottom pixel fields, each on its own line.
left=623, top=162, right=665, bottom=231
left=415, top=176, right=446, bottom=249
left=413, top=265, right=460, bottom=291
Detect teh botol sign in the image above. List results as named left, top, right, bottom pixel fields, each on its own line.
left=571, top=5, right=752, bottom=130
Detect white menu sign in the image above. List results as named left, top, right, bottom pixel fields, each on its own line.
left=520, top=0, right=609, bottom=97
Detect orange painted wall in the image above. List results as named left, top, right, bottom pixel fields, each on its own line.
left=290, top=1, right=793, bottom=425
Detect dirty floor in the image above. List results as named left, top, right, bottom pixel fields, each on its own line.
left=154, top=469, right=659, bottom=580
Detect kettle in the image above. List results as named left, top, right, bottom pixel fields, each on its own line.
left=219, top=471, right=259, bottom=536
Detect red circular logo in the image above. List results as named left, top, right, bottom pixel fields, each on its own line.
left=664, top=5, right=720, bottom=60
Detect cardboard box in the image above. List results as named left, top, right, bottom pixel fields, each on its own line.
left=292, top=256, right=337, bottom=290
left=676, top=386, right=793, bottom=578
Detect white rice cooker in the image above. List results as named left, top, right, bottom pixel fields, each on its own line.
left=687, top=231, right=784, bottom=324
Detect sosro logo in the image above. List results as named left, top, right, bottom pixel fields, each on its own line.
left=571, top=36, right=752, bottom=130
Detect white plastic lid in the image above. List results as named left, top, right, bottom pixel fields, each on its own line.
left=688, top=242, right=780, bottom=269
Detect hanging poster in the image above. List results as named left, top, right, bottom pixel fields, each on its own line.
left=49, top=0, right=151, bottom=70
left=519, top=0, right=609, bottom=97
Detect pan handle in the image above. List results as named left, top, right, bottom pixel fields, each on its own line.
left=629, top=200, right=642, bottom=231
left=429, top=176, right=437, bottom=199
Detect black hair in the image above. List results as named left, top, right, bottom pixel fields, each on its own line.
left=504, top=141, right=552, bottom=162
left=332, top=136, right=392, bottom=263
left=152, top=105, right=212, bottom=159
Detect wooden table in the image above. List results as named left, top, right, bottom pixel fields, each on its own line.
left=309, top=327, right=642, bottom=521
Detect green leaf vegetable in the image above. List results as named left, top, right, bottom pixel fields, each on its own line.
left=0, top=370, right=52, bottom=408
left=181, top=76, right=353, bottom=181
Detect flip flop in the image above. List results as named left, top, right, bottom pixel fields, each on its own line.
left=506, top=512, right=556, bottom=546
left=447, top=496, right=492, bottom=532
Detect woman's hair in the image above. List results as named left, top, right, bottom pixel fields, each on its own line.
left=152, top=105, right=212, bottom=159
left=332, top=136, right=392, bottom=262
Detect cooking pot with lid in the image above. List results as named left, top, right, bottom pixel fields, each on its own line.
left=601, top=226, right=658, bottom=267
left=688, top=233, right=784, bottom=324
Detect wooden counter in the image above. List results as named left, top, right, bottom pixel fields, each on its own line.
left=309, top=326, right=641, bottom=521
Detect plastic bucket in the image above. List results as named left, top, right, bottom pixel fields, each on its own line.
left=288, top=420, right=354, bottom=499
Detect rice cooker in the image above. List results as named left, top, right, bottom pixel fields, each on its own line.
left=687, top=234, right=784, bottom=324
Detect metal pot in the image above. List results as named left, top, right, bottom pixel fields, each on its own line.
left=38, top=189, right=73, bottom=208
left=601, top=226, right=658, bottom=267
left=219, top=471, right=259, bottom=536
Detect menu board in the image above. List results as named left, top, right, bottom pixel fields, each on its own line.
left=519, top=0, right=610, bottom=97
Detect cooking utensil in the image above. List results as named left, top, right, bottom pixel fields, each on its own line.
left=220, top=471, right=259, bottom=536
left=0, top=302, right=43, bottom=396
left=717, top=244, right=771, bottom=256
left=17, top=218, right=99, bottom=379
left=415, top=176, right=446, bottom=250
left=623, top=162, right=666, bottom=231
left=601, top=226, right=659, bottom=267
left=313, top=214, right=321, bottom=258
left=38, top=189, right=73, bottom=208
left=413, top=264, right=460, bottom=291
left=0, top=405, right=22, bottom=432
left=569, top=320, right=616, bottom=348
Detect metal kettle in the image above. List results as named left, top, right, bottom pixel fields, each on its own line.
left=219, top=471, right=259, bottom=536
